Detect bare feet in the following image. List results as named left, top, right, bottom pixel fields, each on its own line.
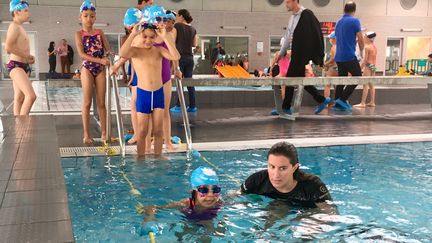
left=83, top=137, right=94, bottom=145
left=127, top=136, right=137, bottom=145
left=366, top=103, right=376, bottom=107
left=354, top=103, right=366, bottom=108
left=165, top=142, right=175, bottom=151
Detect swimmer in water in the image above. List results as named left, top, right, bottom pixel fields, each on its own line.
left=141, top=166, right=223, bottom=222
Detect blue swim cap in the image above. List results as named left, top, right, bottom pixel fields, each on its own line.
left=328, top=31, right=336, bottom=39
left=147, top=5, right=166, bottom=23
left=124, top=8, right=143, bottom=28
left=80, top=0, right=96, bottom=13
left=142, top=6, right=157, bottom=26
left=165, top=10, right=177, bottom=20
left=191, top=166, right=220, bottom=189
left=10, top=0, right=29, bottom=13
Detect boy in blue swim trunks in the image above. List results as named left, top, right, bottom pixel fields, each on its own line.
left=5, top=0, right=37, bottom=116
left=120, top=13, right=180, bottom=157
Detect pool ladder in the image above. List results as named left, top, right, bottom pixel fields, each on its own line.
left=105, top=54, right=126, bottom=157
left=175, top=77, right=194, bottom=160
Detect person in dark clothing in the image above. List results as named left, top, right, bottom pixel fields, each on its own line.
left=47, top=41, right=57, bottom=74
left=334, top=1, right=364, bottom=112
left=67, top=44, right=74, bottom=69
left=240, top=142, right=335, bottom=212
left=279, top=0, right=331, bottom=115
left=210, top=42, right=226, bottom=65
left=171, top=9, right=198, bottom=113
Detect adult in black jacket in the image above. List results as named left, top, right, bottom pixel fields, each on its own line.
left=279, top=0, right=331, bottom=115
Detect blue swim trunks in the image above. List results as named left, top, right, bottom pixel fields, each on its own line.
left=136, top=86, right=164, bottom=114
left=130, top=72, right=138, bottom=87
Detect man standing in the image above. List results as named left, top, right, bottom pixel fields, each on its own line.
left=334, top=1, right=364, bottom=111
left=279, top=0, right=331, bottom=115
left=210, top=42, right=226, bottom=65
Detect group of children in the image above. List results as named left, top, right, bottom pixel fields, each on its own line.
left=5, top=0, right=180, bottom=157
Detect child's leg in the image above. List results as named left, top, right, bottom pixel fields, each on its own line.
left=128, top=87, right=138, bottom=144
left=80, top=68, right=95, bottom=143
left=10, top=68, right=36, bottom=115
left=367, top=82, right=376, bottom=106
left=94, top=70, right=107, bottom=141
left=163, top=81, right=174, bottom=150
left=145, top=119, right=152, bottom=153
left=136, top=112, right=150, bottom=157
left=12, top=79, right=25, bottom=116
left=152, top=109, right=164, bottom=156
left=354, top=85, right=368, bottom=108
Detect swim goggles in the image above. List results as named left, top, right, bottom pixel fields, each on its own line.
left=197, top=185, right=221, bottom=196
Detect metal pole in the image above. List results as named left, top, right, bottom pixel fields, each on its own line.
left=105, top=56, right=112, bottom=144
left=175, top=77, right=193, bottom=160
left=112, top=69, right=126, bottom=157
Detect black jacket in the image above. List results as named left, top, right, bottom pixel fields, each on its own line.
left=287, top=9, right=324, bottom=77
left=67, top=45, right=74, bottom=65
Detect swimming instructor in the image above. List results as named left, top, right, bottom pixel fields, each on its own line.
left=240, top=142, right=334, bottom=210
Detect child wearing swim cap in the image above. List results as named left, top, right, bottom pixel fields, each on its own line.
left=111, top=8, right=144, bottom=146
left=6, top=0, right=37, bottom=116
left=355, top=31, right=378, bottom=108
left=75, top=0, right=112, bottom=145
left=141, top=166, right=223, bottom=224
left=120, top=6, right=180, bottom=157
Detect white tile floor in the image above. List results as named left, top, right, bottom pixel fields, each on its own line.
left=31, top=82, right=132, bottom=112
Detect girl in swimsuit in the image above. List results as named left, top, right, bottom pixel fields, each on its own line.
left=141, top=167, right=223, bottom=228
left=75, top=0, right=112, bottom=145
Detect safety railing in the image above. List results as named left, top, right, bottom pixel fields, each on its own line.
left=105, top=54, right=126, bottom=157
left=174, top=77, right=194, bottom=160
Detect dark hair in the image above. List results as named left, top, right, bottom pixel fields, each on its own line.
left=267, top=142, right=308, bottom=181
left=178, top=9, right=193, bottom=24
left=48, top=41, right=55, bottom=52
left=124, top=27, right=130, bottom=35
left=138, top=0, right=143, bottom=4
left=428, top=53, right=432, bottom=58
left=344, top=1, right=356, bottom=14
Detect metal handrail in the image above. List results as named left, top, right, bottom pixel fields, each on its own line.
left=175, top=77, right=193, bottom=160
left=106, top=54, right=126, bottom=157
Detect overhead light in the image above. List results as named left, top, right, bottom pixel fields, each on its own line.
left=220, top=25, right=247, bottom=30
left=400, top=28, right=422, bottom=32
left=56, top=21, right=61, bottom=24
left=0, top=20, right=31, bottom=24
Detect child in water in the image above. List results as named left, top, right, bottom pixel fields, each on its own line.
left=141, top=166, right=223, bottom=224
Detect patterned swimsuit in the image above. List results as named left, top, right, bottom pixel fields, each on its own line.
left=81, top=30, right=105, bottom=77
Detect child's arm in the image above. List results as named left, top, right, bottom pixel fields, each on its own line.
left=110, top=57, right=128, bottom=76
left=74, top=31, right=109, bottom=65
left=120, top=25, right=140, bottom=59
left=5, top=24, right=33, bottom=62
left=156, top=25, right=180, bottom=61
left=99, top=29, right=113, bottom=55
left=140, top=199, right=189, bottom=222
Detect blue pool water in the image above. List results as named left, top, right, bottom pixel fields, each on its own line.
left=63, top=142, right=432, bottom=242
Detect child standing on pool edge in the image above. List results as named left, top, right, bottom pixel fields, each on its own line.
left=120, top=9, right=180, bottom=158
left=5, top=0, right=36, bottom=116
left=75, top=0, right=112, bottom=145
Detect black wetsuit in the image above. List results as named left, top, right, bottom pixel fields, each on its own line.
left=241, top=170, right=332, bottom=208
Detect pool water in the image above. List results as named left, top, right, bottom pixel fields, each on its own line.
left=62, top=142, right=432, bottom=242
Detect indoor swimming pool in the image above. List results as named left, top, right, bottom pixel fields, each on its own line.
left=62, top=142, right=432, bottom=242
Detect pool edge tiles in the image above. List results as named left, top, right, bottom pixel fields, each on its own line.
left=59, top=133, right=432, bottom=157
left=0, top=115, right=74, bottom=243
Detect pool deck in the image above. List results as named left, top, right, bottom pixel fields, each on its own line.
left=0, top=116, right=74, bottom=243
